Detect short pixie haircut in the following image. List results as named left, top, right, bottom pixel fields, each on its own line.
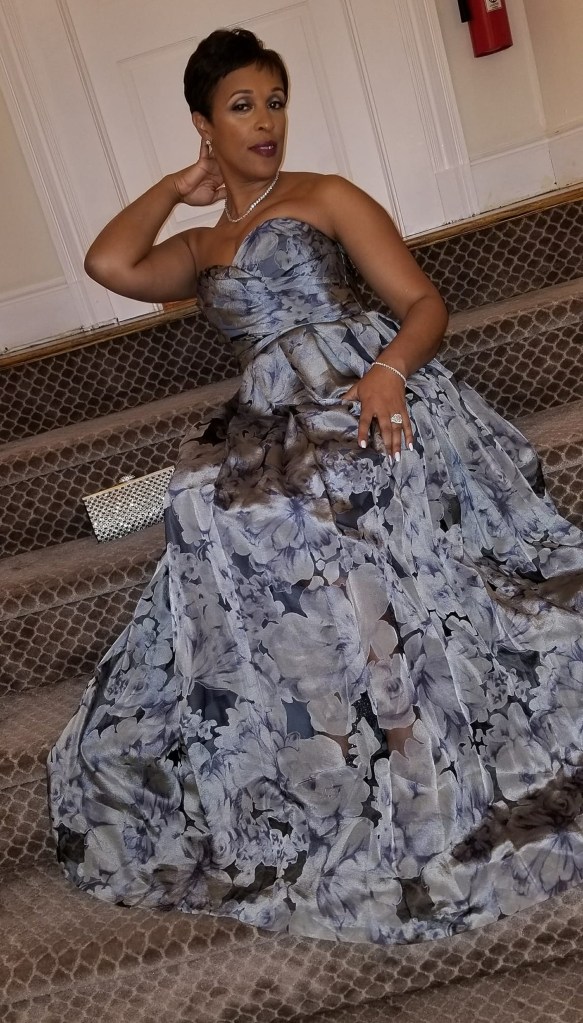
left=184, top=28, right=289, bottom=119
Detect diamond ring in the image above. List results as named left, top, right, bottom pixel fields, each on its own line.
left=390, top=413, right=404, bottom=425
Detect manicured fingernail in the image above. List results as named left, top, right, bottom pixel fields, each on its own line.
left=408, top=443, right=414, bottom=451
left=359, top=440, right=367, bottom=449
left=394, top=451, right=400, bottom=463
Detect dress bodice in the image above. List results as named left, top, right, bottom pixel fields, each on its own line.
left=197, top=217, right=360, bottom=344
left=196, top=217, right=399, bottom=413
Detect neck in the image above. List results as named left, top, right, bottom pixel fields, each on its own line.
left=223, top=170, right=281, bottom=223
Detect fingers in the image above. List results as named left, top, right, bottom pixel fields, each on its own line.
left=359, top=405, right=413, bottom=461
left=343, top=381, right=414, bottom=462
left=358, top=406, right=374, bottom=449
left=401, top=410, right=414, bottom=453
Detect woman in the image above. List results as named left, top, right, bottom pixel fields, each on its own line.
left=49, top=28, right=583, bottom=945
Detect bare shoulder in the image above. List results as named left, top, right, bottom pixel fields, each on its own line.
left=310, top=175, right=399, bottom=240
left=310, top=174, right=444, bottom=320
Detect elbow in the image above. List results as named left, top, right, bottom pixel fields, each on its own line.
left=84, top=248, right=129, bottom=293
left=84, top=247, right=107, bottom=286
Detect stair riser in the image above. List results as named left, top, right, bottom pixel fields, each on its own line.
left=0, top=584, right=145, bottom=699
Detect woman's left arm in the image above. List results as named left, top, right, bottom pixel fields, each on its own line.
left=319, top=175, right=448, bottom=458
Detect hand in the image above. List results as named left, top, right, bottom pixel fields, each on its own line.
left=343, top=364, right=413, bottom=460
left=171, top=139, right=226, bottom=208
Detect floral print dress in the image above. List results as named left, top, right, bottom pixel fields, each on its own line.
left=48, top=217, right=583, bottom=944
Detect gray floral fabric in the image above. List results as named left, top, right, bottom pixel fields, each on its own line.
left=49, top=217, right=583, bottom=945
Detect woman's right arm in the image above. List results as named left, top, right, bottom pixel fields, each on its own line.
left=84, top=144, right=225, bottom=303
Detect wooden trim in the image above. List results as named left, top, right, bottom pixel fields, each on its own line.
left=2, top=182, right=583, bottom=371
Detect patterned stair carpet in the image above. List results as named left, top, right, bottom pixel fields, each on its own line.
left=1, top=195, right=583, bottom=1022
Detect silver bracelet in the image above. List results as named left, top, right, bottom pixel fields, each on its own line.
left=372, top=361, right=407, bottom=385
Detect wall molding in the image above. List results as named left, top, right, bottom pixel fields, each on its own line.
left=0, top=276, right=66, bottom=304
left=470, top=136, right=556, bottom=211
left=470, top=121, right=583, bottom=211
left=341, top=0, right=404, bottom=231
left=393, top=0, right=479, bottom=223
left=56, top=0, right=129, bottom=210
left=0, top=279, right=88, bottom=352
left=548, top=123, right=583, bottom=190
left=0, top=0, right=116, bottom=330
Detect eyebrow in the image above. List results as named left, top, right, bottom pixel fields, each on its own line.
left=227, top=86, right=286, bottom=99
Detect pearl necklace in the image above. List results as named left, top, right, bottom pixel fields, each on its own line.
left=225, top=170, right=280, bottom=224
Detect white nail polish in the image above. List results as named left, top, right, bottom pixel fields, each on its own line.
left=394, top=451, right=400, bottom=463
left=408, top=443, right=414, bottom=451
left=359, top=440, right=367, bottom=449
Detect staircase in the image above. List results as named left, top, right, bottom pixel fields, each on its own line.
left=1, top=193, right=583, bottom=1023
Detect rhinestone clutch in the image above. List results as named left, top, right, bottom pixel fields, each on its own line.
left=82, top=467, right=174, bottom=542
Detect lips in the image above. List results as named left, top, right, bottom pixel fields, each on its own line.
left=250, top=141, right=277, bottom=157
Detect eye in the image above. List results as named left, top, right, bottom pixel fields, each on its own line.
left=231, top=101, right=251, bottom=112
left=269, top=98, right=286, bottom=109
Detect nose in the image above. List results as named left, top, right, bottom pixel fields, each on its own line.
left=256, top=104, right=275, bottom=131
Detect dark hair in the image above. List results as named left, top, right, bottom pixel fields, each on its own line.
left=184, top=28, right=288, bottom=119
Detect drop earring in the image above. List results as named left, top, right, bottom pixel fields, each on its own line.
left=206, top=139, right=213, bottom=157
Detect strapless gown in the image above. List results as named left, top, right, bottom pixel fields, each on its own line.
left=48, top=217, right=583, bottom=945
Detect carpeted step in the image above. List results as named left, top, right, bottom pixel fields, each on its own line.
left=413, top=196, right=583, bottom=314
left=0, top=678, right=87, bottom=789
left=0, top=378, right=238, bottom=557
left=517, top=398, right=583, bottom=531
left=306, top=948, right=583, bottom=1022
left=0, top=525, right=164, bottom=698
left=0, top=310, right=238, bottom=445
left=440, top=278, right=583, bottom=420
left=1, top=779, right=54, bottom=877
left=1, top=862, right=583, bottom=1023
left=0, top=678, right=87, bottom=876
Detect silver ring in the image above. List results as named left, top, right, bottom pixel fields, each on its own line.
left=390, top=413, right=403, bottom=425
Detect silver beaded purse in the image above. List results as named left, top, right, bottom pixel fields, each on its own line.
left=82, top=466, right=174, bottom=542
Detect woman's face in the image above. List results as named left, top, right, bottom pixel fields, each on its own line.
left=196, top=62, right=287, bottom=178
